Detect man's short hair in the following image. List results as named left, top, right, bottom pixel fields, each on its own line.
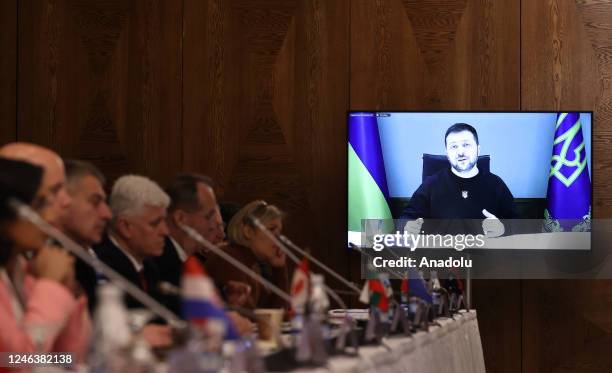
left=165, top=173, right=214, bottom=213
left=64, top=159, right=106, bottom=188
left=445, top=123, right=479, bottom=146
left=110, top=175, right=170, bottom=219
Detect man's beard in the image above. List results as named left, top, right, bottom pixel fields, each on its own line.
left=451, top=157, right=477, bottom=172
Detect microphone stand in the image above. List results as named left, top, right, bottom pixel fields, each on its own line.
left=248, top=217, right=350, bottom=309
left=9, top=199, right=185, bottom=329
left=277, top=234, right=362, bottom=295
left=178, top=224, right=291, bottom=304
left=248, top=217, right=358, bottom=353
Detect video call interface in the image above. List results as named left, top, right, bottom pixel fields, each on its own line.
left=348, top=111, right=592, bottom=251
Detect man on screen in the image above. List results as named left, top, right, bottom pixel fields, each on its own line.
left=401, top=123, right=517, bottom=237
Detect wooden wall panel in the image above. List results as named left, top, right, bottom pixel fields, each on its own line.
left=350, top=0, right=519, bottom=110
left=0, top=0, right=17, bottom=144
left=350, top=1, right=521, bottom=371
left=17, top=0, right=182, bottom=184
left=182, top=0, right=351, bottom=284
left=472, top=280, right=522, bottom=373
left=522, top=0, right=612, bottom=372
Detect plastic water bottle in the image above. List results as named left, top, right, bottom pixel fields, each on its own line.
left=309, top=274, right=329, bottom=317
left=89, top=284, right=132, bottom=372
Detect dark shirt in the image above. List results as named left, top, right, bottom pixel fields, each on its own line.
left=152, top=236, right=207, bottom=317
left=401, top=168, right=517, bottom=234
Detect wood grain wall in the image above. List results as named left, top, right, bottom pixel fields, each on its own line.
left=522, top=1, right=612, bottom=372
left=0, top=0, right=16, bottom=145
left=17, top=0, right=182, bottom=184
left=2, top=0, right=612, bottom=372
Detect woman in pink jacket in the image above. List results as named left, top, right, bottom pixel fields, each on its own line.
left=0, top=157, right=91, bottom=364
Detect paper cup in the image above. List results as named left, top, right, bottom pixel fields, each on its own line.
left=254, top=308, right=284, bottom=347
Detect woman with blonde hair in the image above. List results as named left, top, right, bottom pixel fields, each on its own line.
left=207, top=200, right=289, bottom=310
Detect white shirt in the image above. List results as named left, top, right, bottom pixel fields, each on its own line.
left=451, top=165, right=479, bottom=178
left=169, top=236, right=188, bottom=262
left=108, top=234, right=144, bottom=272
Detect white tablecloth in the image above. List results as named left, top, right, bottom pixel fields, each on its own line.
left=295, top=310, right=485, bottom=373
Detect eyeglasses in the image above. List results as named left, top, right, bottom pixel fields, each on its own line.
left=243, top=200, right=268, bottom=225
left=251, top=200, right=268, bottom=216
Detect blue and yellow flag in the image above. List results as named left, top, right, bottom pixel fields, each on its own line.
left=348, top=113, right=393, bottom=234
left=544, top=112, right=591, bottom=231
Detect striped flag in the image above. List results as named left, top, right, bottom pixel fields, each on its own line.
left=348, top=113, right=394, bottom=239
left=290, top=259, right=310, bottom=313
left=407, top=268, right=433, bottom=303
left=181, top=257, right=239, bottom=340
left=544, top=112, right=591, bottom=231
left=359, top=276, right=392, bottom=312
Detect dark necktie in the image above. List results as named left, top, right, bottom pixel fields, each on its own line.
left=138, top=270, right=148, bottom=292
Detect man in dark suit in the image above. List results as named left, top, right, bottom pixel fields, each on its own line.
left=156, top=173, right=253, bottom=335
left=93, top=174, right=173, bottom=346
left=93, top=174, right=170, bottom=307
left=155, top=174, right=224, bottom=288
left=60, top=160, right=112, bottom=313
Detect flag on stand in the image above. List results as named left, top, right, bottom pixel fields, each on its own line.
left=348, top=113, right=394, bottom=241
left=544, top=112, right=591, bottom=231
left=407, top=268, right=433, bottom=303
left=291, top=259, right=310, bottom=313
left=181, top=256, right=239, bottom=340
left=359, top=278, right=391, bottom=312
left=401, top=272, right=410, bottom=303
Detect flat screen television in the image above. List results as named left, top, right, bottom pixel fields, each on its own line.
left=348, top=111, right=592, bottom=250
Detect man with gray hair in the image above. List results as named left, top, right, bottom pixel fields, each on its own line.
left=93, top=174, right=170, bottom=310
left=93, top=175, right=173, bottom=347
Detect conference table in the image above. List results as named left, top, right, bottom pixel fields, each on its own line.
left=33, top=311, right=485, bottom=372
left=293, top=310, right=485, bottom=373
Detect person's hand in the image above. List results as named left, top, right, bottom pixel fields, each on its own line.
left=226, top=311, right=255, bottom=336
left=482, top=209, right=504, bottom=238
left=404, top=218, right=424, bottom=235
left=140, top=324, right=173, bottom=348
left=29, top=245, right=75, bottom=285
left=224, top=281, right=251, bottom=307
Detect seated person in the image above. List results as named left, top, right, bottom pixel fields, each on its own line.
left=401, top=123, right=517, bottom=237
left=61, top=159, right=112, bottom=313
left=0, top=157, right=91, bottom=360
left=158, top=173, right=253, bottom=335
left=93, top=175, right=169, bottom=311
left=0, top=142, right=72, bottom=227
left=206, top=200, right=289, bottom=310
left=157, top=173, right=224, bottom=288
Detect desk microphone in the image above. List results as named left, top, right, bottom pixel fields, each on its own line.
left=9, top=199, right=185, bottom=329
left=178, top=223, right=292, bottom=303
left=247, top=216, right=349, bottom=310
left=277, top=234, right=361, bottom=295
left=247, top=216, right=359, bottom=352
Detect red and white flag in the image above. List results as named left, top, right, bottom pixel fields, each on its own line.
left=291, top=259, right=310, bottom=313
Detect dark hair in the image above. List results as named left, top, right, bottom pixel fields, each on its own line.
left=64, top=159, right=106, bottom=187
left=165, top=173, right=214, bottom=213
left=0, top=157, right=44, bottom=266
left=445, top=123, right=479, bottom=146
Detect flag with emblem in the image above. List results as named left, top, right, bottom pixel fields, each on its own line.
left=545, top=112, right=591, bottom=231
left=359, top=278, right=391, bottom=312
